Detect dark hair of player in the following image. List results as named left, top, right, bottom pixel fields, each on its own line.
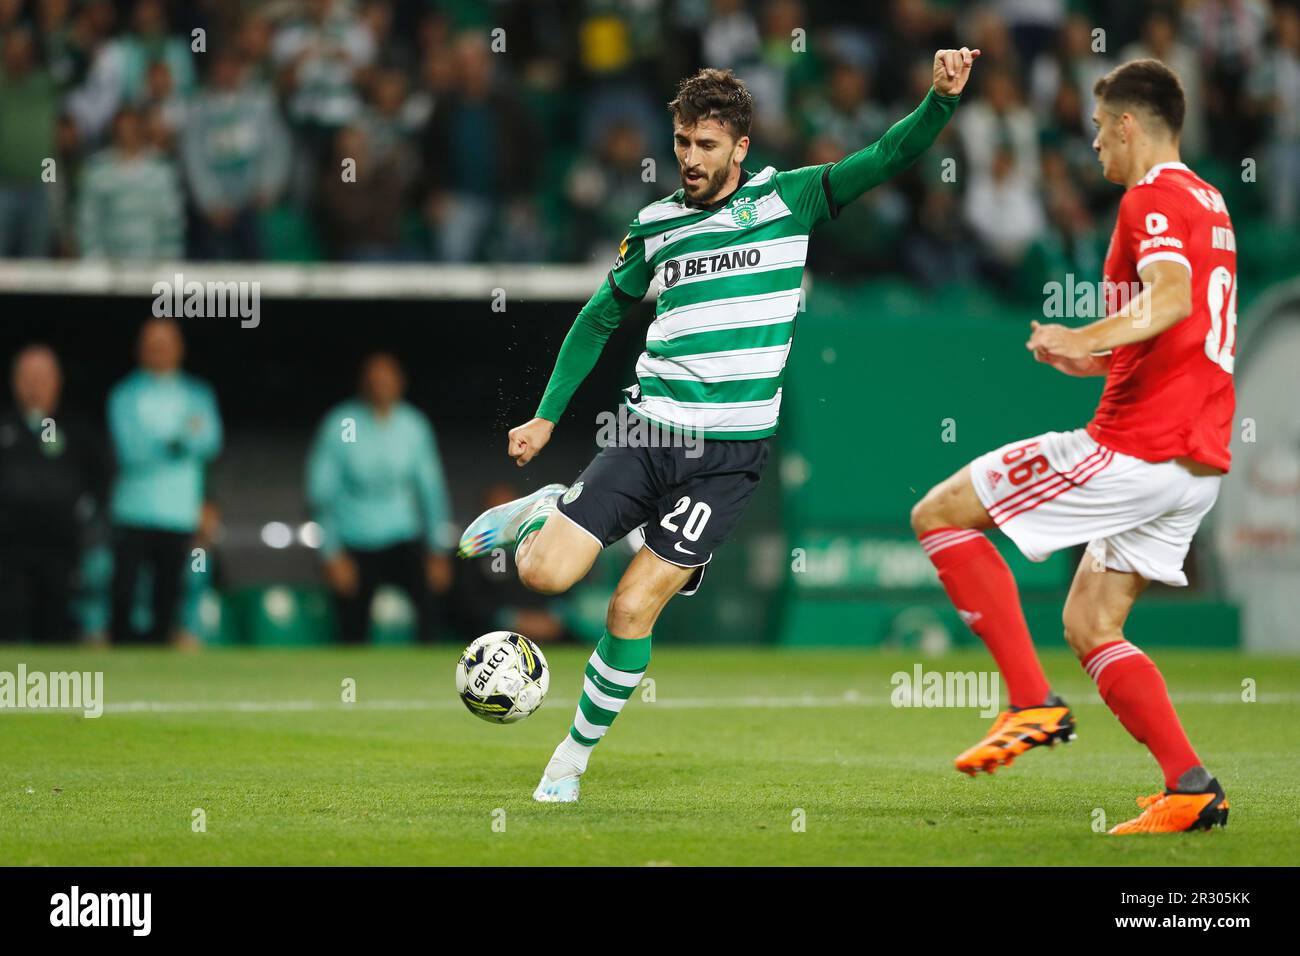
left=1094, top=58, right=1186, bottom=137
left=667, top=68, right=753, bottom=140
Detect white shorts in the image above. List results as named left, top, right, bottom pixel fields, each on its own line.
left=969, top=428, right=1221, bottom=587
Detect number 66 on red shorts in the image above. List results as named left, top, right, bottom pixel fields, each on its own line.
left=968, top=428, right=1220, bottom=587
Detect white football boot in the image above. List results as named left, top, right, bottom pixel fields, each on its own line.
left=457, top=483, right=566, bottom=559
left=532, top=772, right=581, bottom=803
left=532, top=736, right=590, bottom=803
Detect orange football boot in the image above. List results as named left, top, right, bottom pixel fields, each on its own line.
left=954, top=694, right=1076, bottom=776
left=1108, top=776, right=1229, bottom=834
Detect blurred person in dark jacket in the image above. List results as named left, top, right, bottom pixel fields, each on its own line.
left=422, top=31, right=539, bottom=262
left=0, top=345, right=109, bottom=642
left=564, top=119, right=660, bottom=262
left=317, top=123, right=407, bottom=260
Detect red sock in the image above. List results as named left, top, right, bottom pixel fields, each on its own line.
left=1082, top=641, right=1200, bottom=789
left=919, top=527, right=1051, bottom=709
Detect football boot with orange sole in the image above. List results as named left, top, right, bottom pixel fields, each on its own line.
left=1108, top=770, right=1229, bottom=834
left=954, top=693, right=1076, bottom=776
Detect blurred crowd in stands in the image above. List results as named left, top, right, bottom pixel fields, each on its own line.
left=0, top=0, right=1297, bottom=285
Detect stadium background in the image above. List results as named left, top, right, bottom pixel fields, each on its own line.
left=1, top=0, right=1298, bottom=654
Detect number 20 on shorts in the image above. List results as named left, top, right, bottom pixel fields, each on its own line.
left=661, top=496, right=712, bottom=541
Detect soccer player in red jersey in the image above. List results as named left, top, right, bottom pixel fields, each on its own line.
left=911, top=59, right=1235, bottom=834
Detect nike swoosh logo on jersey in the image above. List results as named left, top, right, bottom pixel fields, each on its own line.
left=674, top=542, right=696, bottom=555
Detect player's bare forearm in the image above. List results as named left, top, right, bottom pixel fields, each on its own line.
left=1030, top=341, right=1112, bottom=377
left=1081, top=261, right=1193, bottom=350
left=1074, top=354, right=1112, bottom=376
left=1027, top=261, right=1191, bottom=362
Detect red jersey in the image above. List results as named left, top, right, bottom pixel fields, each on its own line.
left=1087, top=161, right=1237, bottom=472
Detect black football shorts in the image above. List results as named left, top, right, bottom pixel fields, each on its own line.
left=555, top=435, right=772, bottom=595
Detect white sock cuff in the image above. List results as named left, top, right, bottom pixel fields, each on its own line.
left=547, top=734, right=592, bottom=778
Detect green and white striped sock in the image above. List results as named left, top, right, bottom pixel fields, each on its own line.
left=513, top=496, right=559, bottom=559
left=545, top=631, right=651, bottom=778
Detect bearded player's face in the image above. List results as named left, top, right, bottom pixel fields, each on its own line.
left=673, top=117, right=747, bottom=204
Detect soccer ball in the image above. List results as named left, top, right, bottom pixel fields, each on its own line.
left=455, top=631, right=550, bottom=723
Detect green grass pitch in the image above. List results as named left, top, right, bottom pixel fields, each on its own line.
left=3, top=646, right=1297, bottom=866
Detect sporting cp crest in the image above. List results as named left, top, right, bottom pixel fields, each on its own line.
left=562, top=482, right=584, bottom=505
left=730, top=196, right=757, bottom=227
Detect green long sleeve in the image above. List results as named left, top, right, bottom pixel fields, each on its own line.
left=535, top=276, right=638, bottom=423
left=533, top=89, right=958, bottom=424
left=827, top=87, right=959, bottom=209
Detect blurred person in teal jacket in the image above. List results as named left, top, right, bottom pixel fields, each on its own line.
left=307, top=352, right=453, bottom=643
left=108, top=318, right=222, bottom=644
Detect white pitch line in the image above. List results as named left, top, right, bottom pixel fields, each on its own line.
left=2, top=690, right=1298, bottom=716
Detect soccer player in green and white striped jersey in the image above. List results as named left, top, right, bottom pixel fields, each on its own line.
left=459, top=48, right=981, bottom=803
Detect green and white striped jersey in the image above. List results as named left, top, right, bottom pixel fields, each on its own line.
left=76, top=149, right=185, bottom=260
left=611, top=163, right=838, bottom=440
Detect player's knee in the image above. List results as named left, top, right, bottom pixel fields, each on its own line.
left=517, top=555, right=569, bottom=596
left=1062, top=604, right=1117, bottom=658
left=606, top=585, right=655, bottom=635
left=910, top=491, right=947, bottom=536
